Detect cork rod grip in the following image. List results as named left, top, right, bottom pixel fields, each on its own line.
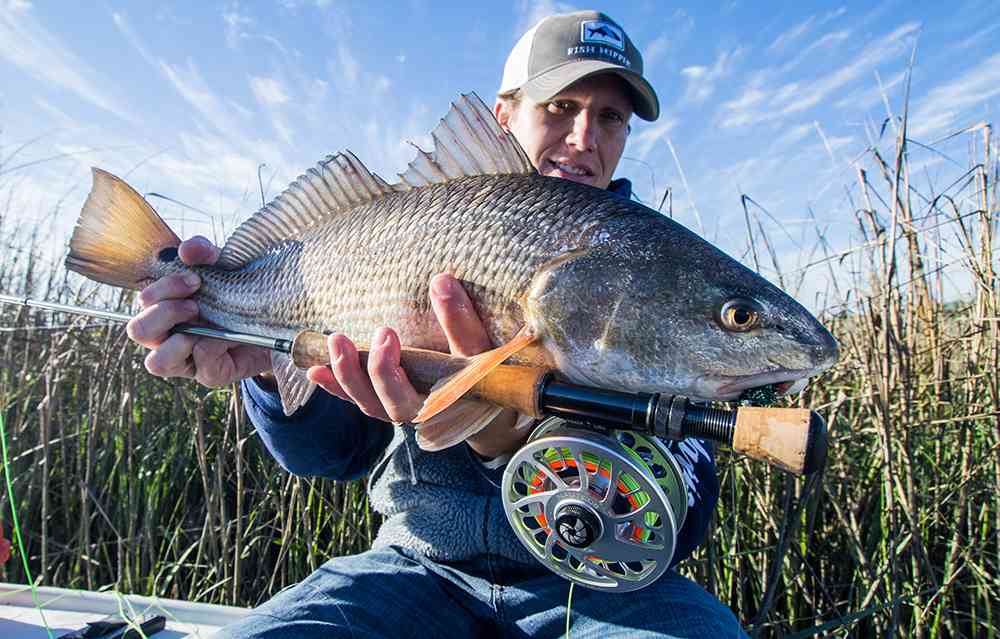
left=731, top=407, right=828, bottom=475
left=290, top=330, right=549, bottom=417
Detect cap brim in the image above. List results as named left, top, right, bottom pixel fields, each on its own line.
left=520, top=60, right=659, bottom=121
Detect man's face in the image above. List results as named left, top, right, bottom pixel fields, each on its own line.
left=495, top=74, right=633, bottom=190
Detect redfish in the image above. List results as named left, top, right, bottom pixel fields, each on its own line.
left=66, top=93, right=838, bottom=450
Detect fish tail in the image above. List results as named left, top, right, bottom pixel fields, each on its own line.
left=66, top=168, right=181, bottom=290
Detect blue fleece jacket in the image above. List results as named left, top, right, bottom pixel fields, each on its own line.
left=241, top=178, right=719, bottom=567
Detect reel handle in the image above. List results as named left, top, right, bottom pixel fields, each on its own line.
left=731, top=406, right=827, bottom=476
left=290, top=330, right=549, bottom=411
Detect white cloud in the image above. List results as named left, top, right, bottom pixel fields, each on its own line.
left=111, top=11, right=158, bottom=68
left=768, top=15, right=815, bottom=53
left=249, top=76, right=290, bottom=106
left=337, top=43, right=360, bottom=87
left=720, top=21, right=920, bottom=128
left=272, top=118, right=294, bottom=145
left=958, top=21, right=1000, bottom=50
left=0, top=7, right=138, bottom=124
left=780, top=29, right=851, bottom=74
left=4, top=0, right=32, bottom=12
left=680, top=48, right=742, bottom=104
left=223, top=2, right=253, bottom=49
left=644, top=34, right=669, bottom=68
left=718, top=87, right=765, bottom=127
left=513, top=0, right=576, bottom=36
left=833, top=70, right=904, bottom=110
left=34, top=97, right=79, bottom=129
left=160, top=59, right=247, bottom=142
left=278, top=0, right=334, bottom=9
left=630, top=118, right=677, bottom=161
left=226, top=99, right=255, bottom=120
left=771, top=123, right=814, bottom=149
left=909, top=52, right=1000, bottom=139
left=782, top=22, right=919, bottom=114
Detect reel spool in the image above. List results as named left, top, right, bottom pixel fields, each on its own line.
left=502, top=417, right=687, bottom=592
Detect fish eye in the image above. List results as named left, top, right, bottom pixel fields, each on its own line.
left=717, top=298, right=762, bottom=332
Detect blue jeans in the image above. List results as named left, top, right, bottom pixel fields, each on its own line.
left=215, top=546, right=747, bottom=638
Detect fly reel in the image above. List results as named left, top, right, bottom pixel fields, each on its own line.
left=501, top=417, right=687, bottom=592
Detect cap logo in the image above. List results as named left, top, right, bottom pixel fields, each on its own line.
left=580, top=20, right=624, bottom=51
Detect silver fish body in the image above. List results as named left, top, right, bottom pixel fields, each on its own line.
left=67, top=93, right=838, bottom=432
left=160, top=171, right=836, bottom=402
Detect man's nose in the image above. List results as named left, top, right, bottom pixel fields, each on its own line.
left=567, top=111, right=598, bottom=151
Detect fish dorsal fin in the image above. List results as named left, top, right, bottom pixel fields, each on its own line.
left=217, top=92, right=533, bottom=270
left=397, top=92, right=535, bottom=188
left=217, top=151, right=395, bottom=270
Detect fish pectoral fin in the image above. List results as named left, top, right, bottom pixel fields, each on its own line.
left=271, top=351, right=318, bottom=416
left=413, top=326, right=537, bottom=423
left=415, top=400, right=503, bottom=451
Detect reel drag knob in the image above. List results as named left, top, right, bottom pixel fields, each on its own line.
left=502, top=417, right=688, bottom=593
left=553, top=503, right=602, bottom=548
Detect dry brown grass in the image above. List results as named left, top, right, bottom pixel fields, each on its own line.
left=0, top=117, right=997, bottom=637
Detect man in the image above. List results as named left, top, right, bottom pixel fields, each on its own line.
left=128, top=10, right=746, bottom=638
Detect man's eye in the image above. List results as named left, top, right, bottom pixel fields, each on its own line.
left=547, top=101, right=572, bottom=113
left=603, top=111, right=625, bottom=124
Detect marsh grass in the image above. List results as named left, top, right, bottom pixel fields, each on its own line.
left=0, top=117, right=996, bottom=637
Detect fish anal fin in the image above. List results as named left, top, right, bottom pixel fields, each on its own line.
left=413, top=326, right=537, bottom=423
left=415, top=400, right=503, bottom=451
left=271, top=351, right=317, bottom=416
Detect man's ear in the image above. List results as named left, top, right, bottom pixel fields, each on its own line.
left=494, top=99, right=513, bottom=132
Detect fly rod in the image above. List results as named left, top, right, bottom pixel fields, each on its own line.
left=1, top=294, right=826, bottom=475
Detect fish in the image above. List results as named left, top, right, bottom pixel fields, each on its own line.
left=65, top=92, right=839, bottom=450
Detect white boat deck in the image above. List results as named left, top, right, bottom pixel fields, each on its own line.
left=0, top=583, right=249, bottom=638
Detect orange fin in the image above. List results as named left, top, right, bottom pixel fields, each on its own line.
left=413, top=326, right=537, bottom=423
left=415, top=400, right=503, bottom=451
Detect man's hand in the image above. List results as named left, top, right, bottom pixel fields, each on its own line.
left=126, top=236, right=272, bottom=388
left=307, top=273, right=527, bottom=457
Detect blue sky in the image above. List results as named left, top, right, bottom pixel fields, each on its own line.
left=1, top=1, right=998, bottom=310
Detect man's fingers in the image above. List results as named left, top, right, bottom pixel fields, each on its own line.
left=327, top=334, right=391, bottom=421
left=144, top=333, right=197, bottom=378
left=127, top=300, right=199, bottom=348
left=230, top=345, right=274, bottom=381
left=178, top=236, right=221, bottom=266
left=138, top=272, right=201, bottom=308
left=191, top=338, right=238, bottom=387
left=429, top=273, right=492, bottom=357
left=307, top=365, right=350, bottom=402
left=367, top=328, right=422, bottom=423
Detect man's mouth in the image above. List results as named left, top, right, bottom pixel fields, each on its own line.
left=545, top=159, right=594, bottom=178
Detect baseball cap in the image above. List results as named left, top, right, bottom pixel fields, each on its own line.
left=499, top=10, right=659, bottom=121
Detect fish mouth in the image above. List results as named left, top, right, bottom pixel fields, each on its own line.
left=698, top=369, right=815, bottom=401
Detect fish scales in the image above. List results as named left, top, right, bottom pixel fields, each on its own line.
left=193, top=173, right=631, bottom=356
left=65, top=92, right=838, bottom=435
